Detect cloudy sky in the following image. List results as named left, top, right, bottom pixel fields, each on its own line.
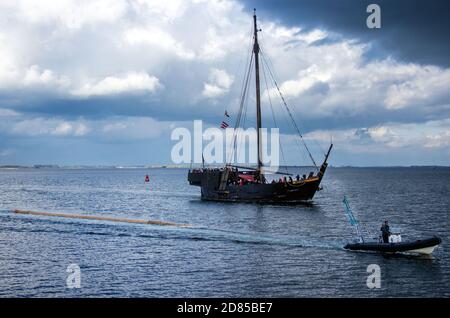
left=0, top=0, right=449, bottom=166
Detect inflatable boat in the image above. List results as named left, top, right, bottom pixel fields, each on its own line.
left=344, top=236, right=442, bottom=255
left=341, top=196, right=442, bottom=255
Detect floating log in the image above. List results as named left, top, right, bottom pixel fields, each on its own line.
left=13, top=209, right=191, bottom=228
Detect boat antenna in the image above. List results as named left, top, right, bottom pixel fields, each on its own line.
left=253, top=9, right=263, bottom=177
left=342, top=196, right=364, bottom=243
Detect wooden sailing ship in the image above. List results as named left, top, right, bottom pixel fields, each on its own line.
left=188, top=10, right=332, bottom=203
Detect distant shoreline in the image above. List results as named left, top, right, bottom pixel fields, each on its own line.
left=1, top=165, right=449, bottom=170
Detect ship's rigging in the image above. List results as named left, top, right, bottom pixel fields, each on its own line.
left=227, top=9, right=321, bottom=177
left=187, top=9, right=332, bottom=203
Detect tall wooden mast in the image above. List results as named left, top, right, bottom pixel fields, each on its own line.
left=253, top=9, right=263, bottom=175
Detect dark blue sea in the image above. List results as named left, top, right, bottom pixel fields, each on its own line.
left=0, top=167, right=449, bottom=297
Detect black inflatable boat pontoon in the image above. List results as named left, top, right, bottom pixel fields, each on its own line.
left=344, top=236, right=441, bottom=255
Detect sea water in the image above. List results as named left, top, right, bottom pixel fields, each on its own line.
left=0, top=167, right=449, bottom=297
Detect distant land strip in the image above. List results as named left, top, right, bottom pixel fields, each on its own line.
left=13, top=209, right=191, bottom=228
left=2, top=165, right=450, bottom=169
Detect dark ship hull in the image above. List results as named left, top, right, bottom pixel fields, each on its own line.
left=189, top=172, right=322, bottom=202
left=188, top=148, right=331, bottom=203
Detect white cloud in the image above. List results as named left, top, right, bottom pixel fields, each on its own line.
left=131, top=0, right=187, bottom=23
left=270, top=64, right=331, bottom=99
left=384, top=66, right=450, bottom=110
left=0, top=32, right=70, bottom=90
left=71, top=72, right=161, bottom=97
left=267, top=23, right=327, bottom=45
left=8, top=118, right=90, bottom=137
left=202, top=84, right=226, bottom=99
left=0, top=114, right=178, bottom=141
left=124, top=27, right=195, bottom=60
left=0, top=62, right=70, bottom=91
left=0, top=108, right=20, bottom=117
left=23, top=65, right=55, bottom=85
left=0, top=33, right=19, bottom=83
left=2, top=0, right=127, bottom=29
left=202, top=68, right=234, bottom=98
left=198, top=26, right=248, bottom=61
left=300, top=119, right=450, bottom=154
left=99, top=116, right=171, bottom=140
left=23, top=65, right=70, bottom=87
left=425, top=131, right=450, bottom=149
left=53, top=121, right=89, bottom=136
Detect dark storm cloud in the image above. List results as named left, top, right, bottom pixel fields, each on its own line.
left=9, top=87, right=450, bottom=136
left=242, top=0, right=450, bottom=67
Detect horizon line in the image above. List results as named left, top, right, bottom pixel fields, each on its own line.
left=1, top=164, right=449, bottom=169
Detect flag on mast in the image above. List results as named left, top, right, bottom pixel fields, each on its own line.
left=220, top=110, right=230, bottom=129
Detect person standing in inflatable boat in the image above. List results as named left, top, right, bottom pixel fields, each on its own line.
left=381, top=220, right=391, bottom=243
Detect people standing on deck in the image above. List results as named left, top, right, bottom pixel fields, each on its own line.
left=261, top=175, right=266, bottom=184
left=381, top=220, right=391, bottom=243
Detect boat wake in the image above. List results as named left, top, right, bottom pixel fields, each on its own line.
left=3, top=210, right=343, bottom=250
left=189, top=226, right=343, bottom=249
